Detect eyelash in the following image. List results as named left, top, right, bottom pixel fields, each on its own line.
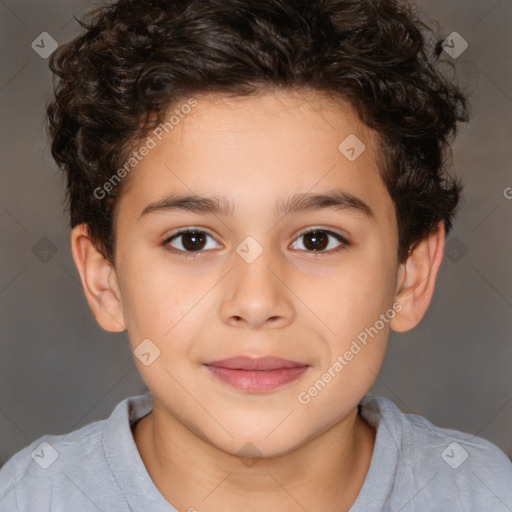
left=162, top=227, right=350, bottom=258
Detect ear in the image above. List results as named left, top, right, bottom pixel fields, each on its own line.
left=390, top=221, right=445, bottom=333
left=70, top=224, right=126, bottom=332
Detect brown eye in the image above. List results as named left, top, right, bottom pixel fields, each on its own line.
left=164, top=229, right=220, bottom=254
left=302, top=231, right=329, bottom=251
left=291, top=229, right=349, bottom=253
left=180, top=231, right=207, bottom=251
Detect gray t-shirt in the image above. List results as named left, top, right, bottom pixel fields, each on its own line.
left=1, top=392, right=511, bottom=511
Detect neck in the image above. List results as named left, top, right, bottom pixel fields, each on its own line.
left=133, top=401, right=375, bottom=512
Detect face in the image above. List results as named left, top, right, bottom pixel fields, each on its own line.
left=110, top=90, right=402, bottom=457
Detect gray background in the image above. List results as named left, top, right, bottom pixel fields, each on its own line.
left=0, top=0, right=511, bottom=468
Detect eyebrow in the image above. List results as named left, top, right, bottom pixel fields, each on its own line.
left=138, top=190, right=375, bottom=220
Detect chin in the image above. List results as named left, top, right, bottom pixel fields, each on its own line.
left=208, top=426, right=304, bottom=461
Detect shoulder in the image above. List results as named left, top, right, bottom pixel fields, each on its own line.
left=0, top=393, right=151, bottom=512
left=360, top=395, right=512, bottom=510
left=0, top=414, right=113, bottom=512
left=0, top=416, right=109, bottom=511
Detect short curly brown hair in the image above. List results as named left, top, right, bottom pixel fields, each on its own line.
left=47, top=0, right=469, bottom=265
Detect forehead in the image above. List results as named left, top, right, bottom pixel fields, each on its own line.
left=116, top=89, right=395, bottom=228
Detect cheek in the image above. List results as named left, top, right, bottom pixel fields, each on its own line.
left=305, top=254, right=396, bottom=339
left=118, top=256, right=193, bottom=344
left=121, top=268, right=199, bottom=393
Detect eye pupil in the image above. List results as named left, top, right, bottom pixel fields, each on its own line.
left=182, top=231, right=206, bottom=251
left=304, top=231, right=328, bottom=251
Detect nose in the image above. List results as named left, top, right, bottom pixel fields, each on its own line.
left=219, top=248, right=294, bottom=330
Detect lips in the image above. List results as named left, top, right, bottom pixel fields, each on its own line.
left=203, top=356, right=310, bottom=392
left=205, top=356, right=307, bottom=371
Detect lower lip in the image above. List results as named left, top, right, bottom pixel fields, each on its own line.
left=205, top=366, right=309, bottom=392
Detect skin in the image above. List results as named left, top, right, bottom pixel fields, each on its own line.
left=71, top=89, right=445, bottom=512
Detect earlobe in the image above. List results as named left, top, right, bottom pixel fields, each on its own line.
left=390, top=221, right=445, bottom=333
left=70, top=224, right=126, bottom=332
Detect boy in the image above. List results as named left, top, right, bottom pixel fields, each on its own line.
left=1, top=0, right=511, bottom=510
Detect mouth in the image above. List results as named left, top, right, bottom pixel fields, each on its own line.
left=203, top=356, right=310, bottom=392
